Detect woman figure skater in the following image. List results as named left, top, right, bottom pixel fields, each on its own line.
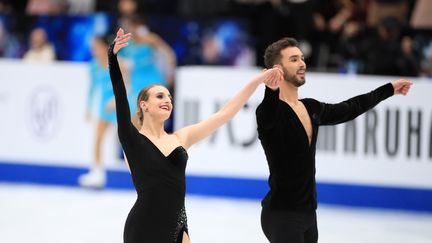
left=109, top=28, right=282, bottom=243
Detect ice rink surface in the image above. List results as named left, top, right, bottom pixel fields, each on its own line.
left=1, top=183, right=432, bottom=243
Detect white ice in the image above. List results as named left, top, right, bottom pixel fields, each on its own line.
left=1, top=183, right=432, bottom=243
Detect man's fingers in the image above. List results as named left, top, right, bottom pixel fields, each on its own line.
left=400, top=79, right=413, bottom=86
left=395, top=83, right=411, bottom=95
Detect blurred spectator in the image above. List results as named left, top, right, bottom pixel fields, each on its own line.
left=367, top=0, right=410, bottom=27
left=0, top=3, right=429, bottom=77
left=66, top=0, right=95, bottom=14
left=0, top=17, right=26, bottom=58
left=0, top=0, right=13, bottom=13
left=118, top=0, right=138, bottom=16
left=26, top=0, right=68, bottom=15
left=358, top=17, right=419, bottom=76
left=140, top=0, right=178, bottom=15
left=228, top=0, right=315, bottom=67
left=337, top=18, right=366, bottom=73
left=117, top=0, right=139, bottom=29
left=313, top=0, right=354, bottom=35
left=310, top=0, right=355, bottom=69
left=421, top=41, right=432, bottom=77
left=200, top=22, right=255, bottom=66
left=178, top=0, right=229, bottom=16
left=95, top=0, right=116, bottom=12
left=410, top=0, right=432, bottom=30
left=23, top=27, right=56, bottom=62
left=269, top=0, right=316, bottom=66
left=122, top=15, right=176, bottom=86
left=0, top=0, right=27, bottom=13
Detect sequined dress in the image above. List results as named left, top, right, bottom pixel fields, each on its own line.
left=108, top=43, right=189, bottom=243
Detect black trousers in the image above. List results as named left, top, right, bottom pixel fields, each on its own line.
left=261, top=207, right=318, bottom=243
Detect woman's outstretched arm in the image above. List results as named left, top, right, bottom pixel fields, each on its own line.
left=175, top=68, right=283, bottom=149
left=108, top=28, right=135, bottom=142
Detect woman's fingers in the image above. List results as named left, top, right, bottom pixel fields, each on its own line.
left=116, top=28, right=125, bottom=37
left=115, top=33, right=131, bottom=42
left=116, top=37, right=131, bottom=45
left=112, top=29, right=132, bottom=54
left=116, top=42, right=128, bottom=48
left=115, top=34, right=132, bottom=50
left=260, top=67, right=282, bottom=90
left=263, top=70, right=280, bottom=88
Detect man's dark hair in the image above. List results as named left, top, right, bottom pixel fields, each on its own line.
left=264, top=37, right=299, bottom=68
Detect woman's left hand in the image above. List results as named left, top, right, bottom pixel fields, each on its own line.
left=113, top=28, right=132, bottom=54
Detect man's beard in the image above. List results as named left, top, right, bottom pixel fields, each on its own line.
left=282, top=66, right=305, bottom=87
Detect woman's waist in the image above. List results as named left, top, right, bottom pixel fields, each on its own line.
left=135, top=181, right=186, bottom=197
left=134, top=193, right=185, bottom=209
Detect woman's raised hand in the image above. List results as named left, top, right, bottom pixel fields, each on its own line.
left=261, top=67, right=283, bottom=90
left=113, top=28, right=132, bottom=54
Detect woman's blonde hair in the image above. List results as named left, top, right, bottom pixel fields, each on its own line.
left=136, top=84, right=160, bottom=125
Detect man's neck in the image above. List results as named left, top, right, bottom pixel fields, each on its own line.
left=279, top=81, right=300, bottom=104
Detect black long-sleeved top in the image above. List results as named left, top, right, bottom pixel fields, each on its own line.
left=256, top=83, right=394, bottom=212
left=108, top=44, right=189, bottom=243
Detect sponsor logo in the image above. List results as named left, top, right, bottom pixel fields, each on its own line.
left=27, top=87, right=60, bottom=140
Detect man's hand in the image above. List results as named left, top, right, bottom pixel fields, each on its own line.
left=113, top=28, right=132, bottom=54
left=392, top=79, right=413, bottom=96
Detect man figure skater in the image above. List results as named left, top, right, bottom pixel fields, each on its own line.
left=256, top=37, right=412, bottom=243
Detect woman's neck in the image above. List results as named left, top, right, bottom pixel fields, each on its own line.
left=140, top=119, right=166, bottom=138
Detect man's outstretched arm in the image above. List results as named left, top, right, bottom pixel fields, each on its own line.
left=318, top=79, right=412, bottom=125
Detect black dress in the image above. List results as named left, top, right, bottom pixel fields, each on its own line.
left=108, top=43, right=189, bottom=243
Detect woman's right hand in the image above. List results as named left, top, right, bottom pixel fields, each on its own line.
left=261, top=67, right=283, bottom=90
left=113, top=28, right=132, bottom=54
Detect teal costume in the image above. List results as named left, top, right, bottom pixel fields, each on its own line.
left=87, top=59, right=116, bottom=123
left=119, top=40, right=167, bottom=114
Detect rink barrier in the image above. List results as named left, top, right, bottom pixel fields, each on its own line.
left=1, top=62, right=432, bottom=213
left=1, top=161, right=432, bottom=213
